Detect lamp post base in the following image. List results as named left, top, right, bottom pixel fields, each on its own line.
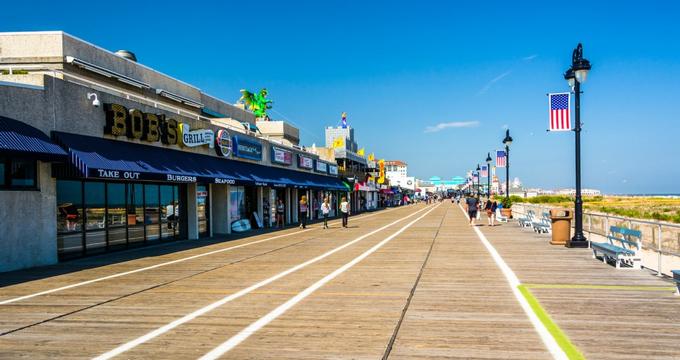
left=566, top=236, right=589, bottom=248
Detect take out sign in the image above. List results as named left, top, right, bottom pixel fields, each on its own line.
left=104, top=103, right=217, bottom=150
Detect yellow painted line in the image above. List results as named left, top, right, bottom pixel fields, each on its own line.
left=518, top=285, right=585, bottom=360
left=524, top=283, right=675, bottom=291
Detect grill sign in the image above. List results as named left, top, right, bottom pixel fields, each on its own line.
left=215, top=129, right=232, bottom=157
left=179, top=123, right=214, bottom=148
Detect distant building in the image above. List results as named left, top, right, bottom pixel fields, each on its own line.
left=385, top=160, right=408, bottom=180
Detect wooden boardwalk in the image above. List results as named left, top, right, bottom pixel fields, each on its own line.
left=0, top=202, right=678, bottom=359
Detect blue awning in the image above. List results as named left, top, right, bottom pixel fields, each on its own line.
left=0, top=116, right=67, bottom=161
left=52, top=131, right=347, bottom=190
left=53, top=132, right=250, bottom=184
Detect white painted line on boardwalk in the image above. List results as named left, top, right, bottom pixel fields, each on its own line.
left=0, top=208, right=400, bottom=306
left=458, top=204, right=568, bottom=360
left=93, top=204, right=435, bottom=360
left=198, top=203, right=442, bottom=360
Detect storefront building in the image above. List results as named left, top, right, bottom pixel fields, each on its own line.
left=0, top=31, right=346, bottom=272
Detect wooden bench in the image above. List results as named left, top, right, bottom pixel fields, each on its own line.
left=518, top=210, right=535, bottom=228
left=673, top=270, right=680, bottom=296
left=531, top=212, right=551, bottom=234
left=591, top=226, right=642, bottom=269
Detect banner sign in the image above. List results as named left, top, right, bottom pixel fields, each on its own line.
left=298, top=154, right=314, bottom=169
left=378, top=159, right=385, bottom=184
left=315, top=160, right=328, bottom=173
left=548, top=92, right=571, bottom=131
left=271, top=146, right=293, bottom=165
left=328, top=164, right=338, bottom=175
left=232, top=135, right=262, bottom=161
left=215, top=129, right=231, bottom=157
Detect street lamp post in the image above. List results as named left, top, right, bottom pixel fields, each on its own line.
left=502, top=129, right=512, bottom=199
left=476, top=164, right=481, bottom=196
left=485, top=152, right=492, bottom=198
left=564, top=43, right=591, bottom=248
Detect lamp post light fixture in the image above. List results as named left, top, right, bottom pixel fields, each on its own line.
left=502, top=129, right=512, bottom=199
left=476, top=164, right=481, bottom=196
left=564, top=43, right=591, bottom=249
left=485, top=152, right=492, bottom=197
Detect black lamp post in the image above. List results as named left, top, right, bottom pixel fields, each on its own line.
left=564, top=43, right=591, bottom=248
left=502, top=129, right=512, bottom=199
left=476, top=164, right=481, bottom=196
left=485, top=152, right=492, bottom=197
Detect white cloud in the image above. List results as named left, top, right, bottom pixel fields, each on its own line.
left=478, top=70, right=511, bottom=95
left=424, top=121, right=479, bottom=133
left=523, top=54, right=538, bottom=61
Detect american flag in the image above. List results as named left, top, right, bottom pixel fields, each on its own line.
left=496, top=150, right=506, bottom=168
left=549, top=93, right=571, bottom=131
left=481, top=165, right=488, bottom=177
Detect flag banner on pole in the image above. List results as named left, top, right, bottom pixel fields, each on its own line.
left=548, top=92, right=571, bottom=131
left=496, top=150, right=506, bottom=168
left=481, top=165, right=488, bottom=177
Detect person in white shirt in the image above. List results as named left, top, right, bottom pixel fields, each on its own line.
left=340, top=196, right=350, bottom=228
left=320, top=197, right=331, bottom=229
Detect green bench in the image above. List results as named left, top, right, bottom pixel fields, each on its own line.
left=591, top=226, right=642, bottom=269
left=673, top=270, right=680, bottom=296
left=518, top=210, right=535, bottom=228
left=531, top=212, right=551, bottom=234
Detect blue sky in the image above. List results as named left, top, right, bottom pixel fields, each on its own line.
left=2, top=1, right=679, bottom=194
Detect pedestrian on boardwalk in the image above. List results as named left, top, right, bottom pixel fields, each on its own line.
left=485, top=197, right=498, bottom=226
left=299, top=195, right=308, bottom=229
left=340, top=196, right=350, bottom=228
left=465, top=194, right=479, bottom=226
left=276, top=199, right=285, bottom=228
left=321, top=197, right=331, bottom=229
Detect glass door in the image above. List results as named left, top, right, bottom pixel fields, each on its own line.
left=197, top=184, right=209, bottom=237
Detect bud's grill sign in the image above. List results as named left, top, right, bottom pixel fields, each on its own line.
left=215, top=129, right=232, bottom=157
left=271, top=147, right=293, bottom=165
left=298, top=154, right=313, bottom=169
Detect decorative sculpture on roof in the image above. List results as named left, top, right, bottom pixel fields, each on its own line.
left=239, top=88, right=273, bottom=120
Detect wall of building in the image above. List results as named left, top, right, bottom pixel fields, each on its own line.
left=0, top=161, right=58, bottom=272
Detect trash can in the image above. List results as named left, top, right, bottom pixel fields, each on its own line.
left=549, top=208, right=572, bottom=245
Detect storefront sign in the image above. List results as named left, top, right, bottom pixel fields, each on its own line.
left=179, top=123, right=214, bottom=148
left=232, top=135, right=262, bottom=161
left=271, top=147, right=293, bottom=165
left=378, top=159, right=385, bottom=184
left=328, top=164, right=338, bottom=175
left=298, top=154, right=313, bottom=169
left=315, top=160, right=328, bottom=174
left=215, top=129, right=232, bottom=157
left=215, top=178, right=236, bottom=184
left=104, top=103, right=179, bottom=145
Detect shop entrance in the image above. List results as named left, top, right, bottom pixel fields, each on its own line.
left=197, top=184, right=210, bottom=237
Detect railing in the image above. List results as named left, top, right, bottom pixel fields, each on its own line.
left=512, top=203, right=680, bottom=276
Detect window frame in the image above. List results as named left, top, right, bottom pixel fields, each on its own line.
left=0, top=157, right=39, bottom=191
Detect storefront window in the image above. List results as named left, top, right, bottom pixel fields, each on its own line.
left=229, top=186, right=246, bottom=221
left=0, top=160, right=5, bottom=186
left=160, top=185, right=176, bottom=240
left=56, top=180, right=83, bottom=256
left=145, top=184, right=160, bottom=241
left=9, top=159, right=36, bottom=187
left=107, top=183, right=127, bottom=247
left=84, top=182, right=106, bottom=252
left=128, top=183, right=145, bottom=244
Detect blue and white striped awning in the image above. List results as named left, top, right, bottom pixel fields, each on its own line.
left=0, top=116, right=67, bottom=160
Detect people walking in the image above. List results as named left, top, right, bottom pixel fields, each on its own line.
left=465, top=194, right=479, bottom=226
left=321, top=197, right=331, bottom=229
left=276, top=198, right=285, bottom=229
left=485, top=197, right=498, bottom=226
left=340, top=196, right=350, bottom=228
left=299, top=195, right=308, bottom=229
